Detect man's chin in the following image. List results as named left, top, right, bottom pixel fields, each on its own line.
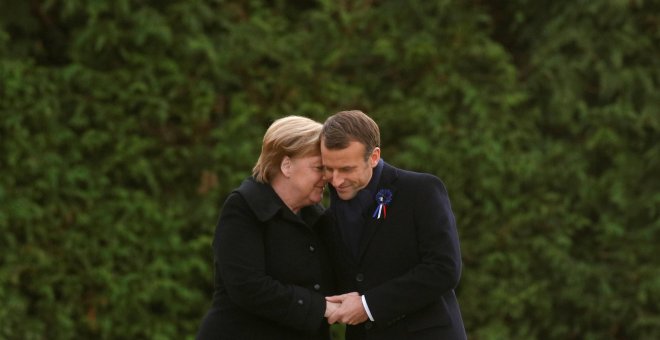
left=337, top=191, right=357, bottom=201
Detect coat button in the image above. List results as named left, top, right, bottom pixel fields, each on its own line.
left=297, top=299, right=304, bottom=305
left=313, top=284, right=321, bottom=291
left=308, top=245, right=316, bottom=252
left=355, top=273, right=364, bottom=282
left=364, top=321, right=373, bottom=330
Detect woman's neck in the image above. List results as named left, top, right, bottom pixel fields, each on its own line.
left=271, top=175, right=301, bottom=214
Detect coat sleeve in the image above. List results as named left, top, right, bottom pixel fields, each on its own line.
left=213, top=192, right=326, bottom=331
left=364, top=174, right=462, bottom=322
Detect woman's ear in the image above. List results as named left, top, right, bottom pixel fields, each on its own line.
left=281, top=156, right=292, bottom=178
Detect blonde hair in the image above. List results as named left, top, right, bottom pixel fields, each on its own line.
left=252, top=116, right=323, bottom=183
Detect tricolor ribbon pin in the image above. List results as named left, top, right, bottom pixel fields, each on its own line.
left=372, top=189, right=393, bottom=220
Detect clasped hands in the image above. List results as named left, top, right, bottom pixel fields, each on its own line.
left=324, top=292, right=369, bottom=325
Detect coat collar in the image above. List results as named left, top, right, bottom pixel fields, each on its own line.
left=235, top=177, right=324, bottom=226
left=377, top=161, right=399, bottom=190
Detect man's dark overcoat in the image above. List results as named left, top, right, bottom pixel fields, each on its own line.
left=326, top=162, right=467, bottom=340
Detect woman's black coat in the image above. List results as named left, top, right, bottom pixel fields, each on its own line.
left=196, top=178, right=335, bottom=339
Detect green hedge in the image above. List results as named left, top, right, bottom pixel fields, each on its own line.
left=1, top=1, right=658, bottom=339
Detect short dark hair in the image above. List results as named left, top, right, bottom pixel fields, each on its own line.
left=321, top=110, right=380, bottom=160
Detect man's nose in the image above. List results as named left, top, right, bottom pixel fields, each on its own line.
left=331, top=174, right=344, bottom=188
left=323, top=170, right=340, bottom=186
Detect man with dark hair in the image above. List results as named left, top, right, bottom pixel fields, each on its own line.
left=322, top=110, right=466, bottom=339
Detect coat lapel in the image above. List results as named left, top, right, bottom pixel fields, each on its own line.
left=355, top=162, right=399, bottom=263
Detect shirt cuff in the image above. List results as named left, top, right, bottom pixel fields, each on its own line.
left=361, top=295, right=375, bottom=321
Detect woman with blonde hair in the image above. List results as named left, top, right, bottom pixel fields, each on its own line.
left=196, top=116, right=337, bottom=339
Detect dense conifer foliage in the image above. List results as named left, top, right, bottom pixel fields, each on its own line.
left=1, top=1, right=658, bottom=338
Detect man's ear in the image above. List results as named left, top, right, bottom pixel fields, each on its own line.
left=281, top=156, right=292, bottom=178
left=369, top=147, right=381, bottom=167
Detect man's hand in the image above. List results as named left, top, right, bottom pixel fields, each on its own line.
left=325, top=292, right=369, bottom=325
